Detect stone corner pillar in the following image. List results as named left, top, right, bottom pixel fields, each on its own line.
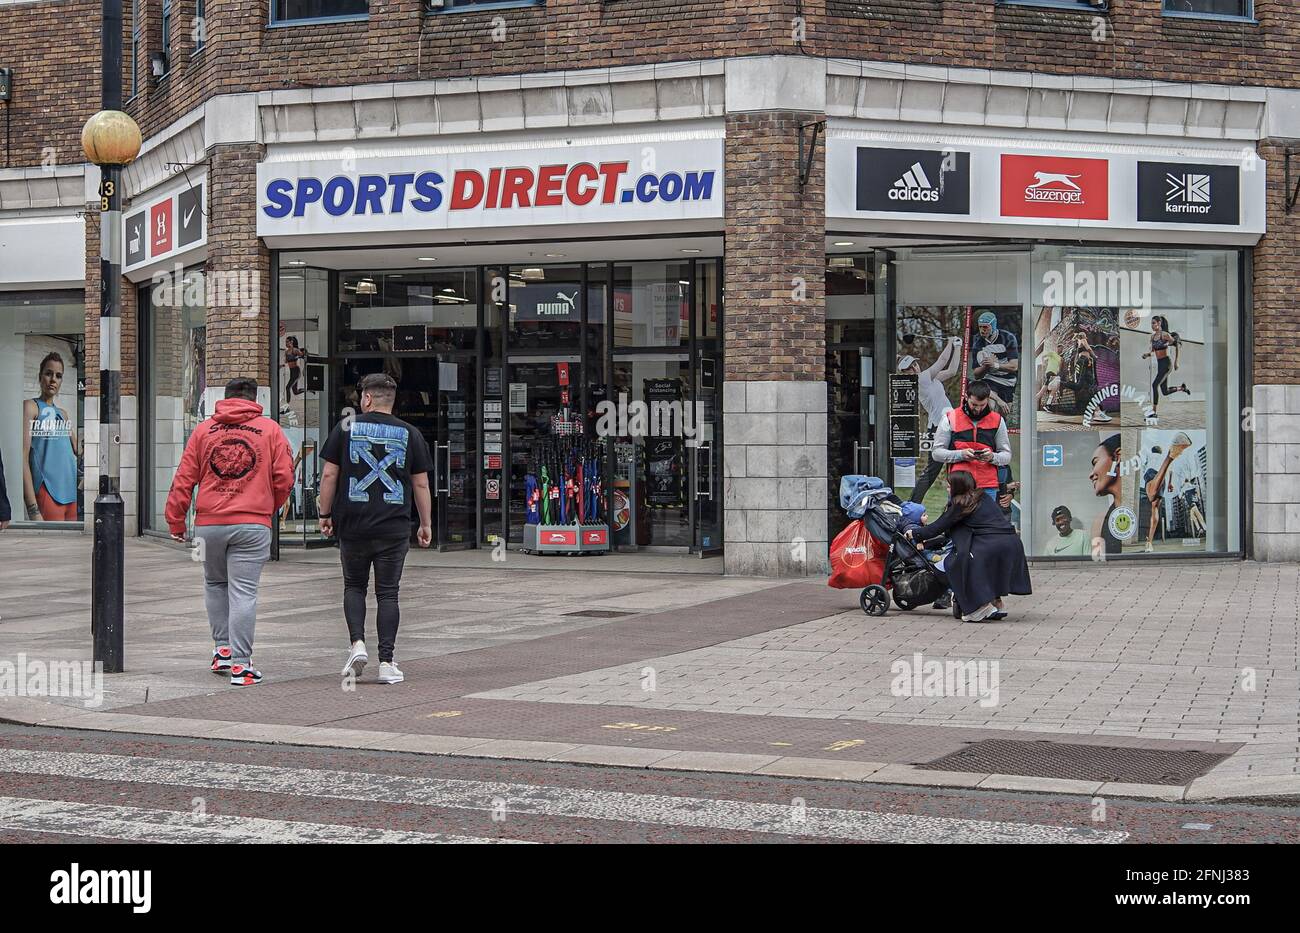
left=1251, top=384, right=1300, bottom=562
left=721, top=109, right=828, bottom=577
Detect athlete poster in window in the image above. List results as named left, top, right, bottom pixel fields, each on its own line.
left=643, top=378, right=683, bottom=507
left=1031, top=429, right=1138, bottom=558
left=967, top=307, right=1022, bottom=431
left=1118, top=308, right=1204, bottom=430
left=893, top=305, right=1021, bottom=518
left=20, top=343, right=82, bottom=522
left=1032, top=306, right=1120, bottom=431
left=1128, top=429, right=1208, bottom=554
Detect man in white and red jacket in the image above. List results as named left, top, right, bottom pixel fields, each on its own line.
left=166, top=378, right=293, bottom=687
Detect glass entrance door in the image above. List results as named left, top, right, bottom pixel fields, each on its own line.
left=827, top=346, right=876, bottom=540
left=826, top=253, right=881, bottom=540
left=335, top=353, right=478, bottom=550
left=434, top=353, right=477, bottom=550
left=691, top=349, right=721, bottom=553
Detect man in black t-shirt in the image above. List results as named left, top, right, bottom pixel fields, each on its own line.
left=319, top=373, right=433, bottom=685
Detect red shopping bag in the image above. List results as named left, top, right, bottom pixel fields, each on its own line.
left=828, top=520, right=885, bottom=589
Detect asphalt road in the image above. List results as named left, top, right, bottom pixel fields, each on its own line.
left=0, top=724, right=1296, bottom=845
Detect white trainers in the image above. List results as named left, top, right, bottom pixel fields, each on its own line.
left=342, top=640, right=368, bottom=679
left=378, top=661, right=404, bottom=685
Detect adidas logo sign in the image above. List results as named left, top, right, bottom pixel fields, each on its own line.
left=889, top=162, right=940, bottom=202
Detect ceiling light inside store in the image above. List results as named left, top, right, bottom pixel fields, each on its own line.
left=285, top=260, right=306, bottom=267
left=355, top=279, right=377, bottom=295
left=520, top=267, right=545, bottom=281
left=828, top=257, right=855, bottom=268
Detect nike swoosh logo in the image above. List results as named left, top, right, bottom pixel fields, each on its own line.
left=183, top=205, right=196, bottom=227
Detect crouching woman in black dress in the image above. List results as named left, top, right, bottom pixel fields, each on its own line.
left=904, top=470, right=1031, bottom=623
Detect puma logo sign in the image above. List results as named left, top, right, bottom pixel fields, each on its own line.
left=536, top=290, right=579, bottom=317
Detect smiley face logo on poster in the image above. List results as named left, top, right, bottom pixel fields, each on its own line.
left=209, top=436, right=258, bottom=480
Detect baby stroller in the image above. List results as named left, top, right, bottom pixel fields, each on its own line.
left=839, top=476, right=952, bottom=618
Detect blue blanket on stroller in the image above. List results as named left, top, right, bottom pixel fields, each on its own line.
left=839, top=475, right=893, bottom=519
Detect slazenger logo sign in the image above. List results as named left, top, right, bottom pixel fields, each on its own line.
left=256, top=138, right=723, bottom=234
left=1000, top=154, right=1108, bottom=221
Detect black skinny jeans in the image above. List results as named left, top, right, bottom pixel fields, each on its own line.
left=338, top=535, right=410, bottom=662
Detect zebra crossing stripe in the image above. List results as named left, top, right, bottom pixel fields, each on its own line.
left=0, top=795, right=524, bottom=844
left=0, top=749, right=1127, bottom=844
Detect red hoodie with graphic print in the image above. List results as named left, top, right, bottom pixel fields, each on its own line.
left=165, top=398, right=294, bottom=535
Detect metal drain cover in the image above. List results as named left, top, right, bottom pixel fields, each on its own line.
left=919, top=739, right=1232, bottom=785
left=563, top=609, right=638, bottom=618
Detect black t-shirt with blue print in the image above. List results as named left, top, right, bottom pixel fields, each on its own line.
left=322, top=412, right=434, bottom=539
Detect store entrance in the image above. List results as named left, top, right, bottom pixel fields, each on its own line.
left=272, top=251, right=726, bottom=561
left=826, top=253, right=884, bottom=540
left=337, top=354, right=478, bottom=550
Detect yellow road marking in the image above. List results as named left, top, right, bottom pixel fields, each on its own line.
left=823, top=739, right=866, bottom=752
left=602, top=722, right=679, bottom=733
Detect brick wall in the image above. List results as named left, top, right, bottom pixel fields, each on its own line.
left=125, top=0, right=753, bottom=137
left=204, top=142, right=269, bottom=388
left=1252, top=141, right=1300, bottom=385
left=0, top=0, right=100, bottom=171
left=817, top=0, right=1280, bottom=87
left=723, top=111, right=825, bottom=382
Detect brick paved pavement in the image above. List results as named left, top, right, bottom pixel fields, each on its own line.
left=0, top=532, right=1296, bottom=796
left=477, top=562, right=1300, bottom=778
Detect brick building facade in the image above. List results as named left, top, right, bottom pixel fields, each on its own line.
left=2, top=0, right=1296, bottom=569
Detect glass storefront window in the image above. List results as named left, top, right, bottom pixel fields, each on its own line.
left=278, top=265, right=330, bottom=546
left=1027, top=245, right=1241, bottom=557
left=826, top=255, right=875, bottom=345
left=612, top=262, right=691, bottom=349
left=268, top=256, right=723, bottom=556
left=339, top=269, right=479, bottom=353
left=0, top=290, right=85, bottom=524
left=877, top=242, right=1242, bottom=560
left=507, top=264, right=582, bottom=349
left=146, top=268, right=206, bottom=533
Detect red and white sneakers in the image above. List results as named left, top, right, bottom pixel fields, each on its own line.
left=210, top=646, right=234, bottom=675
left=229, top=664, right=263, bottom=687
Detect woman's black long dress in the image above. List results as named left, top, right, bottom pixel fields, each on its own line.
left=915, top=495, right=1032, bottom=613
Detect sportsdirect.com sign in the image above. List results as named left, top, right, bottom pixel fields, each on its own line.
left=256, top=134, right=723, bottom=237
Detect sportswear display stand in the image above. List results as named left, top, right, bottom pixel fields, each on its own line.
left=520, top=415, right=609, bottom=556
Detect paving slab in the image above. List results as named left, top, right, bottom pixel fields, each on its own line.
left=1, top=533, right=1297, bottom=797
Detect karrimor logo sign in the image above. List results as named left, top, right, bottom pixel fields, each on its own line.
left=856, top=147, right=971, bottom=214
left=1000, top=154, right=1109, bottom=220
left=256, top=136, right=724, bottom=237
left=1137, top=161, right=1240, bottom=225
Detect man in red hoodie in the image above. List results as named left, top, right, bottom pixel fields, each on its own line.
left=166, top=378, right=293, bottom=686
